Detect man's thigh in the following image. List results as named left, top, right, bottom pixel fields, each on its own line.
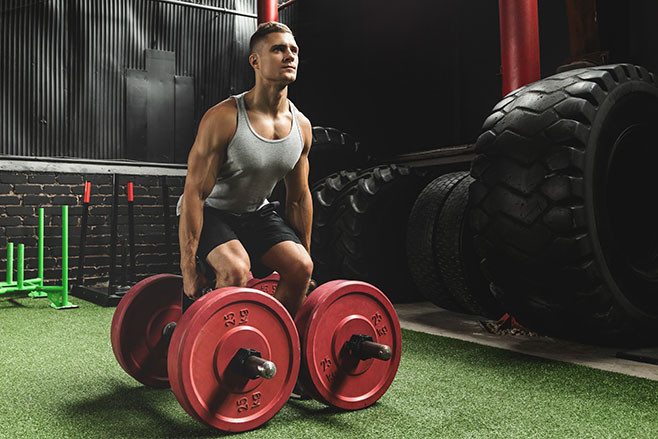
left=205, top=239, right=250, bottom=277
left=236, top=205, right=303, bottom=278
left=260, top=241, right=311, bottom=277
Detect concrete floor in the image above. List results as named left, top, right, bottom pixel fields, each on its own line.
left=395, top=301, right=658, bottom=382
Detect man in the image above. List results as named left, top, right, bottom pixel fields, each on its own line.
left=178, top=22, right=313, bottom=319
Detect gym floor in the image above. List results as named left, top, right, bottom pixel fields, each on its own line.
left=2, top=295, right=658, bottom=438
left=397, top=302, right=658, bottom=382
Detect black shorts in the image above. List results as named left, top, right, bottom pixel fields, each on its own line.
left=196, top=201, right=302, bottom=280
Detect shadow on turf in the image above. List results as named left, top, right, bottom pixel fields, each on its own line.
left=66, top=380, right=380, bottom=437
left=0, top=298, right=29, bottom=309
left=65, top=381, right=223, bottom=438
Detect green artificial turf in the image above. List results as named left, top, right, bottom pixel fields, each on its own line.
left=1, top=294, right=658, bottom=439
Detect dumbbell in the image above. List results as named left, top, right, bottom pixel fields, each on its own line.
left=110, top=274, right=300, bottom=432
left=248, top=273, right=402, bottom=411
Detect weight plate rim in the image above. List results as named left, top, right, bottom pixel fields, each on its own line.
left=300, top=280, right=402, bottom=410
left=168, top=287, right=232, bottom=424
left=173, top=287, right=300, bottom=432
left=111, top=273, right=182, bottom=388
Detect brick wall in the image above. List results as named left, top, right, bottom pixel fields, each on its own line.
left=0, top=171, right=184, bottom=287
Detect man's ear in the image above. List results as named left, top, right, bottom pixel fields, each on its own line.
left=249, top=53, right=259, bottom=70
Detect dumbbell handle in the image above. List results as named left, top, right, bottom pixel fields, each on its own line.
left=232, top=348, right=277, bottom=380
left=358, top=340, right=393, bottom=361
left=345, top=334, right=393, bottom=361
left=243, top=355, right=277, bottom=380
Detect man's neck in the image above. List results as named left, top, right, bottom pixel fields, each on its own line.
left=245, top=84, right=289, bottom=116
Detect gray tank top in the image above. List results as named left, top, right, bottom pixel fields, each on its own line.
left=177, top=92, right=304, bottom=214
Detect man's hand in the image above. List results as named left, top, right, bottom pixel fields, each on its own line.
left=182, top=266, right=210, bottom=300
left=307, top=278, right=317, bottom=295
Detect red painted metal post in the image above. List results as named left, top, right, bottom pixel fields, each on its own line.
left=498, top=0, right=541, bottom=96
left=258, top=0, right=278, bottom=24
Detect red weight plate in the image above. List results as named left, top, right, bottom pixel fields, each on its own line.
left=295, top=280, right=402, bottom=410
left=110, top=274, right=182, bottom=388
left=246, top=272, right=280, bottom=296
left=168, top=287, right=299, bottom=432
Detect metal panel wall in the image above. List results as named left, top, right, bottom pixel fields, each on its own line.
left=0, top=0, right=257, bottom=163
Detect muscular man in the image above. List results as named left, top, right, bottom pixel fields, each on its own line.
left=178, top=22, right=313, bottom=319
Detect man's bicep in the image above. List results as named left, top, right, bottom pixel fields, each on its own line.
left=185, top=111, right=230, bottom=200
left=284, top=151, right=311, bottom=203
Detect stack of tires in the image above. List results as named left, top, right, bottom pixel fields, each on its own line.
left=304, top=63, right=658, bottom=348
left=311, top=164, right=428, bottom=303
left=405, top=171, right=503, bottom=319
left=468, top=63, right=658, bottom=345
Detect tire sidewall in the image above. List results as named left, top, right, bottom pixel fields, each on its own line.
left=585, top=79, right=658, bottom=323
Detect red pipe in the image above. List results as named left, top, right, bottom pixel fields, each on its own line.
left=498, top=0, right=541, bottom=95
left=257, top=0, right=278, bottom=24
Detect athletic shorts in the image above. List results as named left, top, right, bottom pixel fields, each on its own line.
left=196, top=201, right=302, bottom=280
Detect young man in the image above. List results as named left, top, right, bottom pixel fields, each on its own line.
left=178, top=22, right=313, bottom=319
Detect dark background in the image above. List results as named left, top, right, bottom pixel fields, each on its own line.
left=1, top=0, right=657, bottom=162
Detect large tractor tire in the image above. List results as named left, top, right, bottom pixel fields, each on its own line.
left=470, top=64, right=658, bottom=344
left=270, top=127, right=367, bottom=215
left=311, top=170, right=361, bottom=283
left=332, top=165, right=427, bottom=303
left=308, top=127, right=369, bottom=186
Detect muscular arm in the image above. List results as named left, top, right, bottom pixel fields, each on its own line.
left=179, top=101, right=236, bottom=297
left=284, top=115, right=313, bottom=252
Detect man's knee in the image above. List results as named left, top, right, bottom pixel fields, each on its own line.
left=215, top=259, right=250, bottom=287
left=280, top=253, right=313, bottom=283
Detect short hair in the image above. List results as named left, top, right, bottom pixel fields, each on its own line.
left=249, top=22, right=294, bottom=54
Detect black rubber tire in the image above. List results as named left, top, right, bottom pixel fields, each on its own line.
left=308, top=127, right=368, bottom=186
left=406, top=172, right=469, bottom=312
left=332, top=165, right=427, bottom=303
left=433, top=172, right=504, bottom=318
left=270, top=126, right=367, bottom=214
left=470, top=63, right=658, bottom=344
left=310, top=170, right=362, bottom=283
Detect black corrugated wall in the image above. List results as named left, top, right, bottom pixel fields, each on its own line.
left=1, top=0, right=257, bottom=162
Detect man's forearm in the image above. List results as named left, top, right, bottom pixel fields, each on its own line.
left=286, top=193, right=313, bottom=252
left=179, top=195, right=205, bottom=273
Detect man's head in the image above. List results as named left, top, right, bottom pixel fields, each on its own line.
left=249, top=22, right=299, bottom=85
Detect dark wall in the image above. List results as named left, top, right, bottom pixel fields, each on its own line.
left=597, top=0, right=658, bottom=75
left=282, top=0, right=658, bottom=160
left=284, top=0, right=497, bottom=160
left=0, top=171, right=184, bottom=286
left=0, top=0, right=255, bottom=163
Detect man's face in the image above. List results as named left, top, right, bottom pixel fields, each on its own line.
left=251, top=32, right=299, bottom=85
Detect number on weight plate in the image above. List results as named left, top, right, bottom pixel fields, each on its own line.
left=236, top=397, right=249, bottom=413
left=320, top=357, right=332, bottom=371
left=224, top=312, right=236, bottom=327
left=372, top=312, right=382, bottom=326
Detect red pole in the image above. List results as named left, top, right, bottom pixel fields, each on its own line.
left=257, top=0, right=278, bottom=24
left=498, top=0, right=541, bottom=96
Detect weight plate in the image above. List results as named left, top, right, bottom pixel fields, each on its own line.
left=168, top=287, right=300, bottom=432
left=110, top=274, right=182, bottom=388
left=246, top=272, right=280, bottom=296
left=295, top=280, right=402, bottom=410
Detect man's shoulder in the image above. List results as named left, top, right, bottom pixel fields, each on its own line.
left=292, top=105, right=311, bottom=131
left=204, top=97, right=238, bottom=123
left=196, top=97, right=239, bottom=143
left=293, top=106, right=312, bottom=145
